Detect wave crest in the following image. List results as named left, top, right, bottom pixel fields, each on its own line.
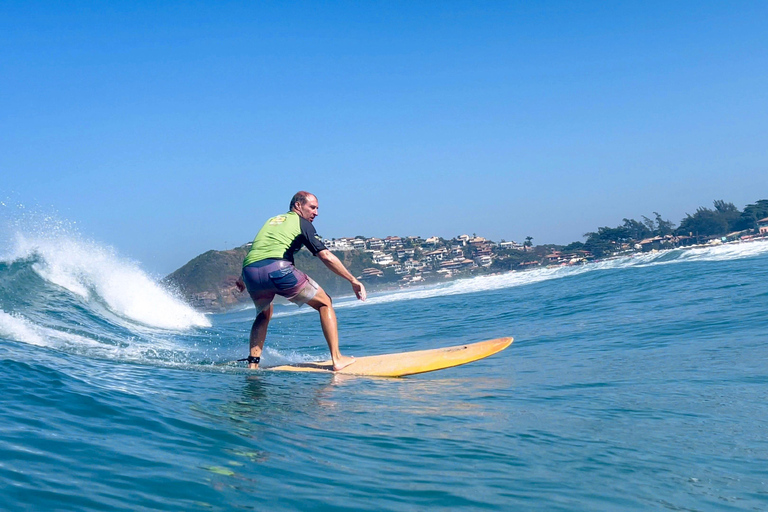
left=3, top=232, right=210, bottom=331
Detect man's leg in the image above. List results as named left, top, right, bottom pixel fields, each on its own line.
left=306, top=288, right=355, bottom=371
left=249, top=300, right=273, bottom=369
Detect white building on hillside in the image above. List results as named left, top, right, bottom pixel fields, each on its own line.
left=324, top=239, right=353, bottom=251
left=371, top=251, right=394, bottom=266
left=475, top=255, right=493, bottom=267
left=499, top=241, right=523, bottom=250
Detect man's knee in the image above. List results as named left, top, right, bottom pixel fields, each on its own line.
left=254, top=300, right=273, bottom=317
left=308, top=288, right=332, bottom=310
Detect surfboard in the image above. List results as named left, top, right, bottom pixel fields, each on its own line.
left=267, top=336, right=513, bottom=377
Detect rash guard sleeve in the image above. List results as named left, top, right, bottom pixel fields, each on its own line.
left=299, top=217, right=328, bottom=256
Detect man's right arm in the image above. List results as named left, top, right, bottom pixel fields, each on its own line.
left=317, top=250, right=367, bottom=301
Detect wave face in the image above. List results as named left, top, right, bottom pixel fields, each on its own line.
left=0, top=221, right=210, bottom=364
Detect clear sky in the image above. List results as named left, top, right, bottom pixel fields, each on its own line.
left=2, top=1, right=767, bottom=275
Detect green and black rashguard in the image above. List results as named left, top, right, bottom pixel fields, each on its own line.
left=243, top=212, right=327, bottom=267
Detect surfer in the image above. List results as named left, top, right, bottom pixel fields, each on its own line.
left=236, top=191, right=366, bottom=371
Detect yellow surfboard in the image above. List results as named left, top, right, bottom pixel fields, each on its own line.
left=268, top=337, right=513, bottom=377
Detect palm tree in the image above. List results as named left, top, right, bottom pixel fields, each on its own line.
left=524, top=236, right=533, bottom=252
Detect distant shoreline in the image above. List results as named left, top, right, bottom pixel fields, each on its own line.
left=246, top=236, right=768, bottom=309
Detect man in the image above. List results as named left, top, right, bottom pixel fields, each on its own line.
left=236, top=191, right=366, bottom=371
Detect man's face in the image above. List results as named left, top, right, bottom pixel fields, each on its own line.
left=295, top=195, right=319, bottom=222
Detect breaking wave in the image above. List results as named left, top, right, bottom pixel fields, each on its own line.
left=0, top=210, right=212, bottom=364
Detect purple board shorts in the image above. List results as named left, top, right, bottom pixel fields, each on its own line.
left=242, top=259, right=319, bottom=308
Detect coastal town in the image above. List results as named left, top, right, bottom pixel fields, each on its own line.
left=324, top=234, right=525, bottom=285
left=322, top=214, right=768, bottom=287
left=165, top=202, right=768, bottom=311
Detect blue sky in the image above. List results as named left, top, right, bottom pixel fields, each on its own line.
left=2, top=1, right=767, bottom=275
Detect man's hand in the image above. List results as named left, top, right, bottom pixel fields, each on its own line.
left=352, top=280, right=367, bottom=301
left=235, top=276, right=245, bottom=293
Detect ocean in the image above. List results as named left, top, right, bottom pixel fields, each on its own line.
left=1, top=225, right=767, bottom=511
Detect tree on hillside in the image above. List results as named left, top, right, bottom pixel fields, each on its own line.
left=623, top=218, right=652, bottom=240
left=714, top=200, right=741, bottom=231
left=524, top=236, right=533, bottom=251
left=677, top=208, right=727, bottom=237
left=676, top=200, right=742, bottom=237
left=586, top=226, right=633, bottom=243
left=735, top=199, right=768, bottom=231
left=562, top=241, right=585, bottom=252
left=653, top=212, right=675, bottom=235
left=583, top=226, right=633, bottom=258
left=634, top=212, right=675, bottom=237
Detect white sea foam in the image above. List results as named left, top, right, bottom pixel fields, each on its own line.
left=639, top=239, right=768, bottom=264
left=4, top=232, right=210, bottom=330
left=0, top=309, right=110, bottom=352
left=263, top=346, right=322, bottom=366
left=0, top=310, right=46, bottom=347
left=0, top=307, right=193, bottom=366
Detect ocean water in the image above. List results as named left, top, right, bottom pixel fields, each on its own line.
left=1, top=224, right=768, bottom=511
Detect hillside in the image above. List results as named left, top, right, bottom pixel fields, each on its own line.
left=164, top=246, right=248, bottom=311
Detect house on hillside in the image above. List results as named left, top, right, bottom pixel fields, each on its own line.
left=440, top=260, right=463, bottom=271
left=456, top=234, right=470, bottom=246
left=474, top=245, right=493, bottom=257
left=385, top=236, right=403, bottom=249
left=545, top=251, right=563, bottom=263
left=759, top=217, right=768, bottom=235
left=358, top=268, right=384, bottom=280
left=396, top=248, right=416, bottom=259
left=403, top=259, right=418, bottom=270
left=475, top=255, right=492, bottom=267
left=393, top=264, right=407, bottom=275
left=324, top=238, right=353, bottom=251
left=371, top=251, right=394, bottom=266
left=639, top=237, right=664, bottom=252
left=499, top=241, right=523, bottom=250
left=367, top=238, right=385, bottom=250
left=424, top=248, right=448, bottom=262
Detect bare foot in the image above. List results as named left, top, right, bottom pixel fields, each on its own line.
left=332, top=355, right=356, bottom=371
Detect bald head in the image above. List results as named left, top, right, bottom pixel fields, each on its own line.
left=289, top=191, right=315, bottom=211
left=290, top=191, right=319, bottom=222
